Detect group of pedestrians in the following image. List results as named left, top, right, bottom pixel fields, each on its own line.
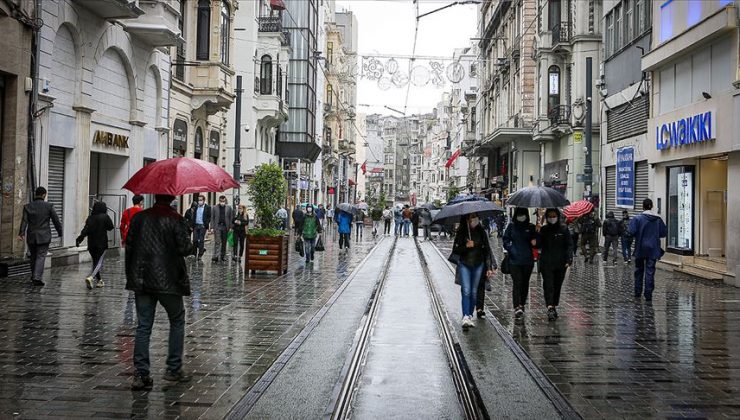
left=184, top=195, right=250, bottom=263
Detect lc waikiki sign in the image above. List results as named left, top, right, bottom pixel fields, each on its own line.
left=656, top=110, right=715, bottom=151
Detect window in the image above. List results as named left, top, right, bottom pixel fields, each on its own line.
left=667, top=165, right=695, bottom=254
left=605, top=13, right=614, bottom=57
left=327, top=41, right=333, bottom=64
left=175, top=0, right=186, bottom=80
left=196, top=0, right=210, bottom=60
left=277, top=65, right=283, bottom=99
left=260, top=55, right=272, bottom=94
left=614, top=5, right=622, bottom=52
left=220, top=1, right=230, bottom=64
left=326, top=84, right=333, bottom=106
left=548, top=0, right=561, bottom=31
left=659, top=0, right=673, bottom=43
left=624, top=0, right=633, bottom=44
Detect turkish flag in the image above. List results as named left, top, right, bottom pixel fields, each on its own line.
left=270, top=0, right=286, bottom=10
left=361, top=161, right=367, bottom=175
left=445, top=149, right=461, bottom=168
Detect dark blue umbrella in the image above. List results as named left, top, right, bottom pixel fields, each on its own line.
left=433, top=200, right=505, bottom=224
left=505, top=186, right=570, bottom=208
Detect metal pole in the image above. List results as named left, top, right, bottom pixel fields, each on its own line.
left=296, top=159, right=301, bottom=207
left=584, top=57, right=593, bottom=198
left=233, top=75, right=243, bottom=209
left=353, top=162, right=359, bottom=203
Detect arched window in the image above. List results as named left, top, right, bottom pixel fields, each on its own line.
left=220, top=1, right=230, bottom=64
left=547, top=65, right=561, bottom=123
left=260, top=55, right=272, bottom=94
left=196, top=0, right=210, bottom=60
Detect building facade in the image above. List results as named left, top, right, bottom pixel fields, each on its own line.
left=35, top=0, right=179, bottom=262
left=641, top=0, right=739, bottom=284
left=0, top=0, right=36, bottom=259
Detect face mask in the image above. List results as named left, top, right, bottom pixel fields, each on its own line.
left=307, top=208, right=313, bottom=213
left=220, top=202, right=225, bottom=206
left=469, top=217, right=480, bottom=228
left=198, top=201, right=204, bottom=206
left=547, top=217, right=558, bottom=224
left=516, top=215, right=527, bottom=222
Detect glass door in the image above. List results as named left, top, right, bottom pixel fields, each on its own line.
left=667, top=165, right=695, bottom=255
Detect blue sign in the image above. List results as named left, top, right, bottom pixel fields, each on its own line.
left=616, top=146, right=635, bottom=209
left=656, top=111, right=714, bottom=150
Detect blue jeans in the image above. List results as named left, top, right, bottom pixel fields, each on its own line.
left=458, top=262, right=484, bottom=317
left=304, top=237, right=316, bottom=261
left=403, top=219, right=411, bottom=236
left=621, top=236, right=633, bottom=261
left=394, top=220, right=402, bottom=235
left=634, top=257, right=657, bottom=300
left=134, top=293, right=185, bottom=376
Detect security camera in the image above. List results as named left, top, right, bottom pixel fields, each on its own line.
left=244, top=124, right=251, bottom=133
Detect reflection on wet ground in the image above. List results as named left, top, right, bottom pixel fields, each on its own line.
left=435, top=236, right=740, bottom=418
left=0, top=230, right=378, bottom=419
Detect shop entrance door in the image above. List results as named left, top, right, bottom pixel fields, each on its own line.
left=705, top=191, right=725, bottom=257
left=699, top=158, right=727, bottom=259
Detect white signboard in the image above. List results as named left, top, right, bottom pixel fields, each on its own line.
left=549, top=73, right=559, bottom=95
left=677, top=172, right=693, bottom=249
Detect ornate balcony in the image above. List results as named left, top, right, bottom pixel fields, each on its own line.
left=548, top=105, right=571, bottom=126
left=259, top=16, right=283, bottom=32
left=73, top=0, right=143, bottom=19
left=121, top=0, right=182, bottom=46
left=190, top=63, right=235, bottom=115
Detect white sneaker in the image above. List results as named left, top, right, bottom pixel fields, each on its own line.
left=85, top=276, right=94, bottom=290
left=461, top=315, right=470, bottom=329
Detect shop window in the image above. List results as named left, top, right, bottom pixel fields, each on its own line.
left=667, top=165, right=695, bottom=254
left=195, top=127, right=203, bottom=159
left=260, top=55, right=272, bottom=94
left=687, top=0, right=702, bottom=27
left=220, top=1, right=230, bottom=65
left=196, top=0, right=211, bottom=60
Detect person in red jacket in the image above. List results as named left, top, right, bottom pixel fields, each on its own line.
left=120, top=195, right=144, bottom=247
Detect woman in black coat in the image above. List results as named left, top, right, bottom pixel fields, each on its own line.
left=452, top=213, right=496, bottom=330
left=76, top=201, right=114, bottom=289
left=538, top=208, right=573, bottom=321
left=502, top=207, right=537, bottom=319
left=232, top=205, right=249, bottom=261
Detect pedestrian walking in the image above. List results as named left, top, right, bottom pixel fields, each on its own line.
left=420, top=208, right=433, bottom=241
left=337, top=209, right=353, bottom=251
left=382, top=206, right=392, bottom=235
left=402, top=205, right=412, bottom=237
left=393, top=206, right=403, bottom=236
left=302, top=205, right=322, bottom=264
left=371, top=207, right=382, bottom=237
left=537, top=209, right=573, bottom=321
left=601, top=211, right=621, bottom=265
left=276, top=206, right=288, bottom=230
left=316, top=204, right=326, bottom=229
left=188, top=195, right=211, bottom=259
left=125, top=194, right=196, bottom=390
left=292, top=205, right=305, bottom=236
left=327, top=206, right=334, bottom=225
left=503, top=207, right=537, bottom=319
left=628, top=198, right=667, bottom=302
left=18, top=187, right=63, bottom=287
left=354, top=208, right=365, bottom=240
left=120, top=194, right=145, bottom=247
left=211, top=196, right=233, bottom=262
left=76, top=201, right=114, bottom=289
left=620, top=210, right=633, bottom=264
left=451, top=213, right=495, bottom=330
left=232, top=205, right=249, bottom=262
left=568, top=220, right=580, bottom=256
left=577, top=209, right=601, bottom=263
left=411, top=208, right=420, bottom=237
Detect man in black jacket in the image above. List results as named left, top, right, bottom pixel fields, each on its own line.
left=125, top=194, right=196, bottom=390
left=18, top=187, right=63, bottom=286
left=211, top=195, right=233, bottom=262
left=187, top=195, right=211, bottom=259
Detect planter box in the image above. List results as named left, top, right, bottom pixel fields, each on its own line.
left=245, top=234, right=289, bottom=275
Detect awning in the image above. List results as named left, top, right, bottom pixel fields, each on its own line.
left=270, top=0, right=286, bottom=10
left=276, top=141, right=322, bottom=162
left=445, top=149, right=461, bottom=168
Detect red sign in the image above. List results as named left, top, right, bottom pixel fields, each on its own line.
left=328, top=187, right=335, bottom=195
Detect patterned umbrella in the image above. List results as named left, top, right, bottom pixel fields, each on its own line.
left=563, top=199, right=595, bottom=222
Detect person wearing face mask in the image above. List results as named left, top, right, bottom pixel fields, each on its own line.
left=502, top=207, right=538, bottom=319
left=301, top=204, right=323, bottom=264
left=211, top=195, right=233, bottom=263
left=452, top=213, right=495, bottom=329
left=537, top=208, right=573, bottom=321
left=188, top=195, right=211, bottom=259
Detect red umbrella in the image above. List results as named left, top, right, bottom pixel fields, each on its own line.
left=123, top=157, right=239, bottom=196
left=563, top=199, right=594, bottom=222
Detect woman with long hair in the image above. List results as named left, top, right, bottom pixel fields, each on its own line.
left=232, top=205, right=249, bottom=262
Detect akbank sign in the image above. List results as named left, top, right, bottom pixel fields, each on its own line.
left=655, top=110, right=715, bottom=151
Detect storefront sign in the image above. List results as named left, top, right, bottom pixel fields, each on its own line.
left=616, top=146, right=635, bottom=209
left=93, top=130, right=129, bottom=148
left=677, top=172, right=693, bottom=249
left=656, top=111, right=715, bottom=151
left=173, top=119, right=187, bottom=155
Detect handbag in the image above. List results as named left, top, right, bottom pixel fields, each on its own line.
left=454, top=266, right=462, bottom=285
left=315, top=235, right=325, bottom=251
left=500, top=253, right=511, bottom=275
left=295, top=238, right=305, bottom=257
left=227, top=230, right=235, bottom=247
left=448, top=252, right=461, bottom=265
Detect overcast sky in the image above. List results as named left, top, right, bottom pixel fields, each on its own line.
left=336, top=0, right=478, bottom=116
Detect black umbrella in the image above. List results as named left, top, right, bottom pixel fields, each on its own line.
left=505, top=186, right=570, bottom=208
left=433, top=200, right=505, bottom=224
left=336, top=203, right=355, bottom=213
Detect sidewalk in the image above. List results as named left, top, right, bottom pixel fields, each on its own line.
left=0, top=229, right=380, bottom=419
left=434, top=236, right=740, bottom=418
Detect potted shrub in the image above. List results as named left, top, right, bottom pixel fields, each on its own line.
left=245, top=163, right=289, bottom=275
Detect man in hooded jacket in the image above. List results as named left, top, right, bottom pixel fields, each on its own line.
left=601, top=211, right=621, bottom=265
left=76, top=201, right=114, bottom=289
left=628, top=198, right=667, bottom=302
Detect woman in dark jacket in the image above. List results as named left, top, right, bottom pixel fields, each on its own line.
left=502, top=207, right=537, bottom=319
left=538, top=208, right=573, bottom=321
left=452, top=213, right=495, bottom=330
left=76, top=201, right=114, bottom=289
left=232, top=205, right=249, bottom=262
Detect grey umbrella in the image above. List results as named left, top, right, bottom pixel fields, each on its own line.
left=432, top=200, right=505, bottom=224
left=336, top=203, right=355, bottom=213
left=505, top=186, right=570, bottom=208
left=419, top=202, right=439, bottom=210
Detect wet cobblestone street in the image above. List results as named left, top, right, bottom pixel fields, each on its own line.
left=435, top=236, right=740, bottom=419
left=0, top=230, right=378, bottom=419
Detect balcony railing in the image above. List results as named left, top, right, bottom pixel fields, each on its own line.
left=548, top=105, right=571, bottom=126
left=552, top=21, right=572, bottom=45
left=259, top=16, right=283, bottom=33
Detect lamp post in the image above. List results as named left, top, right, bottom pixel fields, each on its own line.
left=233, top=75, right=243, bottom=209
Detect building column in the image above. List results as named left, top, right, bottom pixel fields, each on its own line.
left=726, top=151, right=740, bottom=286
left=72, top=106, right=94, bottom=246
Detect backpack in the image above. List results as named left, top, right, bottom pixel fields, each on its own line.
left=603, top=219, right=619, bottom=236
left=581, top=218, right=596, bottom=234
